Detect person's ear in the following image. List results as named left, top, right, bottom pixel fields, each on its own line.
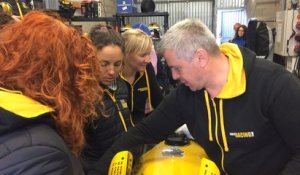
left=194, top=48, right=208, bottom=67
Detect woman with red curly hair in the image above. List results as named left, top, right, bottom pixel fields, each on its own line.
left=0, top=11, right=103, bottom=175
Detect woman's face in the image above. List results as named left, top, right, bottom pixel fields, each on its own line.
left=97, top=45, right=123, bottom=86
left=237, top=27, right=245, bottom=37
left=125, top=48, right=151, bottom=72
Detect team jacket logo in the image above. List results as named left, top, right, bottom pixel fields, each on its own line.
left=229, top=131, right=255, bottom=138
left=137, top=87, right=148, bottom=92
left=120, top=99, right=128, bottom=108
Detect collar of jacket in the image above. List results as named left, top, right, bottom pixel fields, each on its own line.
left=0, top=87, right=54, bottom=118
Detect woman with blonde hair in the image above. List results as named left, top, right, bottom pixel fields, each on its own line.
left=0, top=11, right=103, bottom=175
left=121, top=29, right=163, bottom=124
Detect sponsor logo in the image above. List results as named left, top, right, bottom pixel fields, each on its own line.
left=229, top=131, right=255, bottom=138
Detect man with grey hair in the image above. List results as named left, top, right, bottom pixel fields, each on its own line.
left=96, top=19, right=300, bottom=175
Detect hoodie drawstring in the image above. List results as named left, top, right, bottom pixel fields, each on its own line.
left=204, top=91, right=213, bottom=141
left=219, top=99, right=229, bottom=152
left=204, top=90, right=229, bottom=152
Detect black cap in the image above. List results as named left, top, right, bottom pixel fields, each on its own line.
left=165, top=133, right=190, bottom=146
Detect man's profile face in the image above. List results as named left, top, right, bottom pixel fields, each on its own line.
left=163, top=49, right=204, bottom=91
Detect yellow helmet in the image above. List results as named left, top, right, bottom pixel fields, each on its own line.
left=148, top=23, right=160, bottom=31
left=134, top=135, right=220, bottom=175
left=109, top=134, right=220, bottom=175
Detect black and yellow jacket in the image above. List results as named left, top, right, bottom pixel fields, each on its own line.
left=97, top=43, right=300, bottom=175
left=0, top=88, right=84, bottom=175
left=121, top=63, right=163, bottom=124
left=80, top=77, right=134, bottom=174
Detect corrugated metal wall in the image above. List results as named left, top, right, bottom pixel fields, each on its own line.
left=216, top=0, right=245, bottom=8
left=126, top=0, right=213, bottom=33
left=43, top=0, right=59, bottom=10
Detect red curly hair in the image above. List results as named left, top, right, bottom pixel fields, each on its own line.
left=0, top=11, right=103, bottom=155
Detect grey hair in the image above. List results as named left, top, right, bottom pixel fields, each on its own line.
left=158, top=19, right=219, bottom=60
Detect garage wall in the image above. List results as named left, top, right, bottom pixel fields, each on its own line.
left=128, top=0, right=213, bottom=34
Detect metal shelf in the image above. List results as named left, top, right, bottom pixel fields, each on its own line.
left=70, top=12, right=169, bottom=32
left=71, top=16, right=116, bottom=23
left=115, top=12, right=169, bottom=32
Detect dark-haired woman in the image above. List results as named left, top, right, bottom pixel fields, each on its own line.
left=232, top=25, right=247, bottom=47
left=80, top=26, right=134, bottom=175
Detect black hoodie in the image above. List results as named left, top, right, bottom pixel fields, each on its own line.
left=96, top=43, right=300, bottom=175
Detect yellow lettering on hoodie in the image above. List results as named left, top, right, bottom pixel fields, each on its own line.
left=229, top=132, right=255, bottom=138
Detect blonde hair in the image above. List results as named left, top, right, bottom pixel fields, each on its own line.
left=122, top=29, right=152, bottom=55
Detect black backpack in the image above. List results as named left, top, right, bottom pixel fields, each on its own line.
left=246, top=20, right=274, bottom=61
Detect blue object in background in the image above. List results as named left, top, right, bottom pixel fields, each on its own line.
left=132, top=22, right=151, bottom=36
left=117, top=0, right=136, bottom=13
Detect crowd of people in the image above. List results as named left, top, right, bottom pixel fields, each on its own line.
left=1, top=6, right=300, bottom=175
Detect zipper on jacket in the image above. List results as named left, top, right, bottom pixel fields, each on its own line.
left=120, top=70, right=151, bottom=125
left=104, top=89, right=129, bottom=132
left=205, top=90, right=229, bottom=175
left=120, top=72, right=144, bottom=112
left=211, top=99, right=228, bottom=175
